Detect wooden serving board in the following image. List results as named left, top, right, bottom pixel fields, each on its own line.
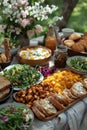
left=13, top=92, right=87, bottom=121
left=42, top=94, right=87, bottom=121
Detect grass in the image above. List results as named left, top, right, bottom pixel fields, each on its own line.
left=67, top=0, right=87, bottom=33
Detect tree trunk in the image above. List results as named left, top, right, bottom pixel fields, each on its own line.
left=57, top=0, right=79, bottom=30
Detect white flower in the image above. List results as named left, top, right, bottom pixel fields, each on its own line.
left=35, top=24, right=43, bottom=33
left=0, top=0, right=58, bottom=43
left=53, top=16, right=63, bottom=22
left=0, top=25, right=6, bottom=33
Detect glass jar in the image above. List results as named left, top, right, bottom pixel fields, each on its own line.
left=45, top=26, right=56, bottom=55
left=54, top=45, right=67, bottom=68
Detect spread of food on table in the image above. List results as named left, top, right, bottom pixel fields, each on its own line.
left=0, top=31, right=87, bottom=122
left=13, top=70, right=87, bottom=120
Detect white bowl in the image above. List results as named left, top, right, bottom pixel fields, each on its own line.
left=62, top=28, right=75, bottom=37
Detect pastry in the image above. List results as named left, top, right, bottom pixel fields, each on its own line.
left=64, top=39, right=75, bottom=47
left=69, top=33, right=81, bottom=40
left=71, top=82, right=87, bottom=97
left=71, top=41, right=85, bottom=52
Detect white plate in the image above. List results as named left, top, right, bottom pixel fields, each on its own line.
left=0, top=102, right=34, bottom=129
left=0, top=64, right=44, bottom=91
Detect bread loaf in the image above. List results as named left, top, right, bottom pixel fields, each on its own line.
left=0, top=75, right=11, bottom=92
left=4, top=38, right=11, bottom=61
left=0, top=88, right=10, bottom=99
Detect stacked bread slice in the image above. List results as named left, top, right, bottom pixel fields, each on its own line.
left=0, top=75, right=11, bottom=100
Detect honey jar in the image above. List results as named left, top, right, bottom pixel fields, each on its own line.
left=54, top=45, right=67, bottom=68
left=45, top=26, right=56, bottom=55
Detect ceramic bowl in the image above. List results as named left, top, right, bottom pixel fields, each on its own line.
left=17, top=45, right=52, bottom=66
left=66, top=56, right=87, bottom=75
left=62, top=28, right=75, bottom=37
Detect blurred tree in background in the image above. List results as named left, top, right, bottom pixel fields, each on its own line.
left=43, top=0, right=87, bottom=32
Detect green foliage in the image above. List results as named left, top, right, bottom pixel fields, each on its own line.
left=40, top=0, right=87, bottom=33
left=67, top=0, right=87, bottom=33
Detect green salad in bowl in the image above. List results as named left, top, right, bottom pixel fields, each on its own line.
left=66, top=56, right=87, bottom=74
left=0, top=103, right=34, bottom=130
left=0, top=64, right=44, bottom=90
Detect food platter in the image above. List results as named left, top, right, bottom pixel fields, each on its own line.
left=0, top=102, right=34, bottom=129
left=0, top=64, right=44, bottom=91
left=12, top=69, right=87, bottom=121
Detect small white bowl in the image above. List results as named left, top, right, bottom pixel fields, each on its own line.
left=62, top=28, right=75, bottom=37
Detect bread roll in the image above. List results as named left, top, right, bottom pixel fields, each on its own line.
left=82, top=78, right=87, bottom=89
left=0, top=53, right=7, bottom=63
left=69, top=33, right=81, bottom=40
left=64, top=39, right=75, bottom=47
left=71, top=82, right=87, bottom=97
left=4, top=38, right=11, bottom=61
left=71, top=42, right=85, bottom=52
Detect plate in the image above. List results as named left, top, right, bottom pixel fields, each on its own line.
left=0, top=102, right=34, bottom=129
left=0, top=85, right=13, bottom=103
left=66, top=56, right=87, bottom=75
left=0, top=64, right=44, bottom=91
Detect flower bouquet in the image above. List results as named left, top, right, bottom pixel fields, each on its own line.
left=0, top=0, right=58, bottom=48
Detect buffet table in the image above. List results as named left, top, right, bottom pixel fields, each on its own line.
left=1, top=36, right=87, bottom=130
